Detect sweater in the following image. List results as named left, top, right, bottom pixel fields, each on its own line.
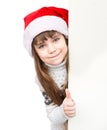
left=35, top=60, right=69, bottom=130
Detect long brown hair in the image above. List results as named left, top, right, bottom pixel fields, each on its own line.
left=32, top=31, right=69, bottom=106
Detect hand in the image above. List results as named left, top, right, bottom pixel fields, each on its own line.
left=63, top=88, right=76, bottom=118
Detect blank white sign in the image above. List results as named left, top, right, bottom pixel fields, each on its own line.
left=69, top=0, right=107, bottom=130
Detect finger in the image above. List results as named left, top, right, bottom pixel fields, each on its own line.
left=65, top=88, right=71, bottom=99
left=64, top=110, right=76, bottom=118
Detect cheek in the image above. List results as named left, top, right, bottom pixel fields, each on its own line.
left=62, top=44, right=68, bottom=58
left=36, top=51, right=47, bottom=60
left=63, top=43, right=68, bottom=52
left=64, top=46, right=68, bottom=56
left=37, top=52, right=44, bottom=59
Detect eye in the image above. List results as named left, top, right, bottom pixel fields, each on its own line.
left=53, top=37, right=60, bottom=42
left=38, top=44, right=45, bottom=49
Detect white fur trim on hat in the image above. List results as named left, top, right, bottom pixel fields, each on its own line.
left=23, top=16, right=68, bottom=56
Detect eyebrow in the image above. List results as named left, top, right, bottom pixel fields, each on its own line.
left=35, top=42, right=44, bottom=46
left=52, top=33, right=61, bottom=38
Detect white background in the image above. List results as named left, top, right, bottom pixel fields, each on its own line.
left=69, top=0, right=107, bottom=130
left=0, top=0, right=68, bottom=130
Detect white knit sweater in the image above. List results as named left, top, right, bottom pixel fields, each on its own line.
left=35, top=60, right=69, bottom=130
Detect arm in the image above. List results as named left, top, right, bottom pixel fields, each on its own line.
left=41, top=89, right=76, bottom=124
left=46, top=102, right=68, bottom=124
left=35, top=77, right=76, bottom=123
left=45, top=89, right=76, bottom=124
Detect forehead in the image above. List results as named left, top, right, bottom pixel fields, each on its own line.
left=34, top=31, right=62, bottom=44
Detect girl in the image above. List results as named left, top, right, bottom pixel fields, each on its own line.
left=23, top=6, right=76, bottom=130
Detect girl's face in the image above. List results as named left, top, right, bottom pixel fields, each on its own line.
left=34, top=32, right=68, bottom=66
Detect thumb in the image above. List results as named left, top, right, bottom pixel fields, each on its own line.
left=65, top=88, right=71, bottom=99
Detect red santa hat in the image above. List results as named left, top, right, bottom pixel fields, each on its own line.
left=23, top=6, right=68, bottom=56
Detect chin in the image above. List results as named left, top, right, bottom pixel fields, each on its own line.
left=52, top=60, right=63, bottom=66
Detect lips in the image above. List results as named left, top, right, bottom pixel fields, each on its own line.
left=50, top=52, right=60, bottom=59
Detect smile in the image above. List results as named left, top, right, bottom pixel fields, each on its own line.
left=50, top=53, right=61, bottom=59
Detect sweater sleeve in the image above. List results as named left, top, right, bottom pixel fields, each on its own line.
left=46, top=102, right=69, bottom=124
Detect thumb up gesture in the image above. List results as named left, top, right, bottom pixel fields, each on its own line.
left=63, top=89, right=76, bottom=118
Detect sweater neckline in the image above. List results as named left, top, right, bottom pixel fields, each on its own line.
left=45, top=60, right=66, bottom=69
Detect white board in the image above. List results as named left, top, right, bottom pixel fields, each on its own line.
left=69, top=0, right=107, bottom=129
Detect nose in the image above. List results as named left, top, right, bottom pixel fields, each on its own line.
left=48, top=43, right=56, bottom=54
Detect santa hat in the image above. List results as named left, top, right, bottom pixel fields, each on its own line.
left=23, top=6, right=68, bottom=56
